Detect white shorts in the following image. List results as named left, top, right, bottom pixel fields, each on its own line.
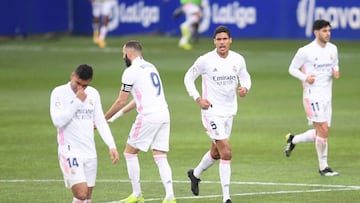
left=201, top=114, right=233, bottom=141
left=58, top=151, right=97, bottom=188
left=303, top=97, right=332, bottom=127
left=183, top=3, right=201, bottom=24
left=92, top=0, right=117, bottom=17
left=127, top=116, right=170, bottom=152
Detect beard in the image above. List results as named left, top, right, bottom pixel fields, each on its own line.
left=124, top=55, right=132, bottom=67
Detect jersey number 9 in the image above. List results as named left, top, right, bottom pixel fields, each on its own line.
left=150, top=72, right=161, bottom=96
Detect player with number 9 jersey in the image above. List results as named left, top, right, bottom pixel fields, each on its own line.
left=122, top=57, right=169, bottom=123
left=105, top=40, right=176, bottom=203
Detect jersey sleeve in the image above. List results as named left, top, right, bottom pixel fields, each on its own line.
left=184, top=56, right=204, bottom=100
left=332, top=45, right=339, bottom=71
left=288, top=47, right=307, bottom=81
left=238, top=57, right=252, bottom=91
left=122, top=67, right=136, bottom=86
left=50, top=87, right=82, bottom=128
left=92, top=89, right=117, bottom=149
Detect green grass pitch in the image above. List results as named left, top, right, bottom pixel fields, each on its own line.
left=0, top=35, right=359, bottom=202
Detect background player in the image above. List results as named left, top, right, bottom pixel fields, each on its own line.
left=176, top=0, right=202, bottom=50
left=90, top=0, right=117, bottom=48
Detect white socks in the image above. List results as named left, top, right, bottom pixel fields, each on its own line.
left=220, top=159, right=231, bottom=202
left=315, top=136, right=328, bottom=170
left=154, top=154, right=175, bottom=201
left=292, top=129, right=316, bottom=144
left=193, top=151, right=216, bottom=178
left=124, top=153, right=142, bottom=198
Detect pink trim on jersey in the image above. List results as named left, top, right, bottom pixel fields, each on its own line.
left=220, top=159, right=231, bottom=164
left=134, top=88, right=143, bottom=113
left=124, top=153, right=138, bottom=159
left=304, top=98, right=313, bottom=118
left=153, top=154, right=167, bottom=161
left=202, top=114, right=212, bottom=134
left=131, top=116, right=143, bottom=139
left=301, top=65, right=307, bottom=89
left=60, top=154, right=69, bottom=175
left=202, top=77, right=208, bottom=99
left=58, top=128, right=65, bottom=146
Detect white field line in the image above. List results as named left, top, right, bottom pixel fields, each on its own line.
left=2, top=179, right=360, bottom=189
left=2, top=179, right=360, bottom=202
left=0, top=45, right=359, bottom=58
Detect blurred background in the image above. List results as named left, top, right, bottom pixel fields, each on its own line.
left=1, top=0, right=359, bottom=40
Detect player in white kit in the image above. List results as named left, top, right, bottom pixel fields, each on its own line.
left=50, top=64, right=119, bottom=203
left=105, top=41, right=176, bottom=203
left=177, top=0, right=202, bottom=50
left=90, top=0, right=117, bottom=48
left=284, top=19, right=340, bottom=176
left=184, top=25, right=251, bottom=203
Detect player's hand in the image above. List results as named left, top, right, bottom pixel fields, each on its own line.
left=238, top=87, right=248, bottom=97
left=76, top=88, right=87, bottom=101
left=306, top=75, right=315, bottom=84
left=196, top=97, right=212, bottom=110
left=109, top=148, right=119, bottom=164
left=333, top=70, right=340, bottom=79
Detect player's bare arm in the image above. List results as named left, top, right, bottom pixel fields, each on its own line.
left=105, top=90, right=130, bottom=120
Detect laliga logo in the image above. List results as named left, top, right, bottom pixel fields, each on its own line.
left=297, top=0, right=360, bottom=37
left=107, top=1, right=160, bottom=31
left=199, top=0, right=256, bottom=33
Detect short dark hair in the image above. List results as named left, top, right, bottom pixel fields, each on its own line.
left=75, top=64, right=93, bottom=80
left=213, top=25, right=231, bottom=38
left=125, top=40, right=142, bottom=52
left=312, top=19, right=331, bottom=31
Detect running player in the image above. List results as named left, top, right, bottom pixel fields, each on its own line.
left=184, top=25, right=252, bottom=203
left=284, top=19, right=340, bottom=176
left=177, top=0, right=202, bottom=50
left=90, top=0, right=117, bottom=48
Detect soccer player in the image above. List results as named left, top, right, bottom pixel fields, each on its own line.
left=284, top=19, right=340, bottom=176
left=105, top=41, right=176, bottom=203
left=50, top=64, right=119, bottom=203
left=177, top=0, right=202, bottom=50
left=90, top=0, right=117, bottom=48
left=184, top=25, right=251, bottom=203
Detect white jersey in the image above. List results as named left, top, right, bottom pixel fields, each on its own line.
left=50, top=82, right=116, bottom=158
left=122, top=57, right=170, bottom=123
left=184, top=49, right=251, bottom=116
left=289, top=40, right=339, bottom=101
left=92, top=0, right=117, bottom=17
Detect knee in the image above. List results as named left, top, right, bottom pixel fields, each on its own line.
left=221, top=148, right=232, bottom=160
left=318, top=125, right=329, bottom=137
left=74, top=192, right=87, bottom=201
left=72, top=187, right=88, bottom=201
left=210, top=151, right=220, bottom=160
